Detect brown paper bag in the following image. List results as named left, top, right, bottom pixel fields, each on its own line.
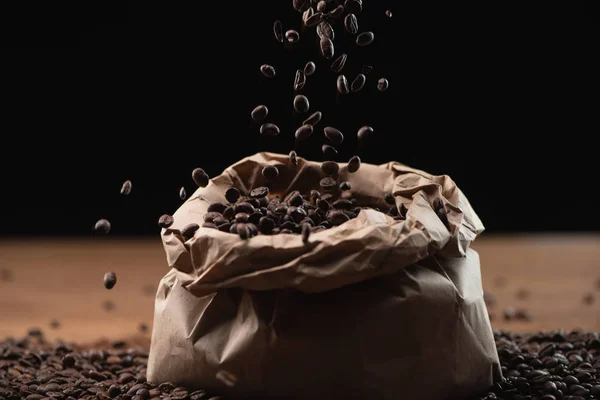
left=147, top=152, right=501, bottom=400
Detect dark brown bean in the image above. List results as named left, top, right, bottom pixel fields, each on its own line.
left=322, top=144, right=338, bottom=159
left=237, top=224, right=250, bottom=240
left=344, top=0, right=362, bottom=14
left=344, top=13, right=358, bottom=35
left=320, top=177, right=337, bottom=190
left=289, top=150, right=298, bottom=165
left=362, top=64, right=373, bottom=74
left=329, top=210, right=350, bottom=226
left=202, top=222, right=218, bottom=230
left=339, top=181, right=351, bottom=191
left=181, top=223, right=199, bottom=240
left=179, top=186, right=187, bottom=200
left=192, top=168, right=210, bottom=187
left=251, top=105, right=268, bottom=121
left=260, top=123, right=280, bottom=136
left=157, top=214, right=173, bottom=229
left=301, top=223, right=311, bottom=243
left=304, top=61, right=316, bottom=76
left=316, top=0, right=326, bottom=12
left=293, top=0, right=310, bottom=12
left=337, top=75, right=349, bottom=94
left=305, top=12, right=324, bottom=27
left=347, top=155, right=361, bottom=172
left=204, top=211, right=223, bottom=223
left=293, top=95, right=310, bottom=113
left=351, top=74, right=366, bottom=92
left=94, top=219, right=111, bottom=234
left=316, top=21, right=334, bottom=40
left=260, top=64, right=276, bottom=78
left=262, top=165, right=279, bottom=181
left=384, top=192, right=395, bottom=205
left=323, top=126, right=344, bottom=145
left=320, top=37, right=334, bottom=59
left=273, top=20, right=284, bottom=42
left=295, top=124, right=314, bottom=140
left=294, top=70, right=306, bottom=91
left=235, top=213, right=249, bottom=223
left=120, top=180, right=132, bottom=195
left=330, top=53, right=347, bottom=73
left=321, top=161, right=339, bottom=175
left=285, top=30, right=300, bottom=43
left=258, top=217, right=275, bottom=234
left=377, top=78, right=389, bottom=91
left=357, top=125, right=373, bottom=139
left=356, top=31, right=374, bottom=46
left=327, top=4, right=344, bottom=18
left=103, top=272, right=117, bottom=290
left=225, top=187, right=241, bottom=203
left=303, top=111, right=322, bottom=126
left=302, top=7, right=314, bottom=24
left=385, top=10, right=392, bottom=17
left=250, top=187, right=269, bottom=198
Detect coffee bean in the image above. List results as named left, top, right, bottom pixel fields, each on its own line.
left=102, top=300, right=115, bottom=311
left=504, top=307, right=516, bottom=321
left=347, top=155, right=361, bottom=172
left=362, top=64, right=373, bottom=74
left=237, top=224, right=250, bottom=240
left=302, top=7, right=314, bottom=24
left=251, top=105, right=268, bottom=121
left=294, top=70, right=306, bottom=91
left=138, top=322, right=149, bottom=333
left=181, top=223, right=199, bottom=240
left=225, top=187, right=241, bottom=203
left=295, top=124, right=314, bottom=141
left=351, top=74, right=366, bottom=92
left=384, top=192, right=395, bottom=205
left=262, top=165, right=279, bottom=181
left=258, top=217, right=275, bottom=234
left=516, top=288, right=530, bottom=300
left=301, top=223, right=311, bottom=243
left=218, top=222, right=231, bottom=232
left=202, top=222, right=218, bottom=229
left=305, top=13, right=324, bottom=27
left=329, top=210, right=350, bottom=226
left=103, top=272, right=117, bottom=290
left=250, top=187, right=269, bottom=198
left=344, top=0, right=362, bottom=14
left=327, top=4, right=344, bottom=18
left=120, top=180, right=132, bottom=195
left=273, top=20, right=284, bottom=42
left=316, top=0, right=326, bottom=12
left=260, top=123, right=280, bottom=136
left=330, top=53, right=347, bottom=73
left=285, top=30, right=300, bottom=43
left=321, top=161, right=339, bottom=176
left=260, top=64, right=276, bottom=78
left=333, top=199, right=353, bottom=210
left=320, top=37, right=334, bottom=59
left=49, top=318, right=60, bottom=329
left=339, top=181, right=351, bottom=191
left=235, top=202, right=256, bottom=214
left=337, top=75, right=349, bottom=94
left=192, top=168, right=210, bottom=187
left=293, top=0, right=310, bottom=12
left=377, top=78, right=389, bottom=91
left=94, top=219, right=111, bottom=234
left=356, top=31, right=374, bottom=46
left=316, top=21, right=334, bottom=40
left=235, top=213, right=249, bottom=223
left=155, top=213, right=173, bottom=229
left=385, top=9, right=392, bottom=17
left=204, top=211, right=223, bottom=223
left=304, top=61, right=316, bottom=76
left=179, top=186, right=187, bottom=200
left=516, top=309, right=532, bottom=321
left=323, top=126, right=344, bottom=145
left=289, top=150, right=298, bottom=165
left=320, top=177, right=337, bottom=190
left=357, top=125, right=373, bottom=139
left=293, top=95, right=310, bottom=113
left=303, top=111, right=322, bottom=126
left=322, top=144, right=338, bottom=159
left=344, top=13, right=358, bottom=35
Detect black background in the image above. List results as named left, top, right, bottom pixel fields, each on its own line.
left=0, top=1, right=595, bottom=236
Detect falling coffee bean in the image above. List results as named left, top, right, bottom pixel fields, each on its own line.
left=49, top=319, right=60, bottom=329
left=302, top=7, right=314, bottom=24
left=303, top=111, right=322, bottom=126
left=377, top=78, right=389, bottom=91
left=324, top=126, right=344, bottom=146
left=273, top=20, right=284, bottom=42
left=328, top=5, right=344, bottom=18
left=120, top=180, right=132, bottom=195
left=384, top=192, right=395, bottom=205
left=94, top=219, right=111, bottom=234
left=344, top=13, right=358, bottom=35
left=225, top=187, right=241, bottom=203
left=356, top=31, right=374, bottom=46
left=250, top=187, right=269, bottom=198
left=103, top=272, right=117, bottom=289
left=344, top=0, right=362, bottom=14
left=385, top=10, right=392, bottom=17
left=293, top=95, right=310, bottom=113
left=181, top=223, right=200, bottom=240
left=251, top=105, right=268, bottom=121
left=320, top=37, right=334, bottom=59
left=260, top=123, right=281, bottom=136
left=192, top=168, right=210, bottom=187
left=262, top=165, right=279, bottom=181
left=138, top=323, right=149, bottom=333
left=294, top=70, right=306, bottom=91
left=158, top=214, right=174, bottom=228
left=321, top=161, right=340, bottom=176
left=301, top=223, right=311, bottom=243
left=285, top=30, right=300, bottom=43
left=357, top=125, right=373, bottom=139
left=260, top=64, right=276, bottom=78
left=584, top=293, right=595, bottom=305
left=293, top=0, right=310, bottom=12
left=339, top=181, right=351, bottom=191
left=347, top=155, right=361, bottom=172
left=237, top=224, right=250, bottom=240
left=330, top=53, right=347, bottom=73
left=304, top=61, right=316, bottom=76
left=337, top=75, right=349, bottom=94
left=295, top=124, right=314, bottom=140
left=351, top=74, right=366, bottom=92
left=320, top=177, right=337, bottom=190
left=103, top=300, right=115, bottom=311
left=179, top=186, right=187, bottom=200
left=289, top=150, right=298, bottom=165
left=316, top=0, right=326, bottom=12
left=316, top=21, right=334, bottom=40
left=322, top=144, right=338, bottom=159
left=305, top=13, right=324, bottom=27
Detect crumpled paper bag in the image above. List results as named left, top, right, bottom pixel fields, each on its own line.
left=147, top=152, right=501, bottom=400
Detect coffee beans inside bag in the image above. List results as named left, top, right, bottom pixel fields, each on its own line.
left=147, top=152, right=501, bottom=400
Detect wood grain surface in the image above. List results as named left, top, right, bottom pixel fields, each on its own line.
left=1, top=235, right=599, bottom=346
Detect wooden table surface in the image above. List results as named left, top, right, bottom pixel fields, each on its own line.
left=1, top=235, right=599, bottom=345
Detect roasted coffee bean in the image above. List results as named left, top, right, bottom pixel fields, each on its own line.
left=347, top=155, right=361, bottom=172
left=357, top=125, right=373, bottom=139
left=260, top=64, right=276, bottom=78
left=204, top=212, right=223, bottom=223
left=192, top=168, right=210, bottom=187
left=304, top=61, right=316, bottom=76
left=293, top=95, right=310, bottom=113
left=302, top=7, right=314, bottom=24
left=237, top=224, right=250, bottom=240
left=356, top=31, right=374, bottom=46
left=260, top=123, right=281, bottom=136
left=320, top=177, right=337, bottom=190
left=351, top=74, right=366, bottom=92
left=305, top=13, right=324, bottom=27
left=158, top=214, right=174, bottom=228
left=293, top=0, right=310, bottom=12
left=303, top=111, right=322, bottom=126
left=235, top=213, right=249, bottom=223
left=333, top=199, right=353, bottom=210
left=316, top=0, right=326, bottom=12
left=377, top=78, right=389, bottom=91
left=181, top=223, right=199, bottom=240
left=289, top=194, right=304, bottom=207
left=329, top=210, right=350, bottom=226
left=320, top=37, right=334, bottom=59
left=103, top=272, right=117, bottom=290
left=251, top=105, right=268, bottom=121
left=202, top=222, right=218, bottom=230
left=339, top=181, right=351, bottom=191
left=223, top=206, right=235, bottom=220
left=208, top=203, right=226, bottom=213
left=301, top=223, right=311, bottom=243
left=218, top=222, right=231, bottom=232
left=179, top=186, right=187, bottom=200
left=316, top=21, right=334, bottom=40
left=504, top=307, right=516, bottom=321
left=385, top=9, right=392, bottom=17
left=235, top=202, right=256, bottom=214
left=229, top=223, right=238, bottom=234
left=328, top=4, right=344, bottom=18
left=324, top=126, right=344, bottom=145
left=285, top=30, right=300, bottom=43
left=295, top=124, right=314, bottom=140
left=310, top=190, right=321, bottom=202
left=344, top=0, right=362, bottom=14
left=344, top=13, right=358, bottom=35
left=249, top=187, right=269, bottom=199
left=262, top=165, right=279, bottom=181
left=273, top=20, right=284, bottom=42
left=321, top=161, right=339, bottom=175
left=330, top=53, right=347, bottom=73
left=290, top=208, right=307, bottom=223
left=362, top=64, right=373, bottom=74
left=258, top=217, right=275, bottom=234
left=384, top=192, right=395, bottom=205
left=120, top=180, right=132, bottom=195
left=337, top=75, right=350, bottom=94
left=322, top=144, right=338, bottom=159
left=94, top=219, right=111, bottom=234
left=225, top=187, right=241, bottom=203
left=294, top=70, right=306, bottom=91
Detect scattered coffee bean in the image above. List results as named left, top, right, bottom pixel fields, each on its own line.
left=294, top=69, right=306, bottom=91
left=344, top=13, right=358, bottom=35
left=323, top=126, right=344, bottom=146
left=225, top=187, right=241, bottom=203
left=320, top=177, right=337, bottom=190
left=251, top=105, right=268, bottom=121
left=320, top=37, right=334, bottom=59
left=515, top=309, right=533, bottom=321
left=329, top=210, right=350, bottom=226
left=216, top=370, right=238, bottom=388
left=357, top=125, right=373, bottom=139
left=362, top=64, right=373, bottom=74
left=504, top=307, right=516, bottom=321
left=102, top=300, right=115, bottom=311
left=337, top=74, right=350, bottom=94
left=305, top=13, right=324, bottom=28
left=344, top=0, right=362, bottom=14
left=384, top=192, right=395, bottom=205
left=293, top=95, right=310, bottom=113
left=260, top=123, right=281, bottom=136
left=138, top=323, right=149, bottom=333
left=62, top=353, right=75, bottom=368
left=260, top=64, right=276, bottom=78
left=484, top=291, right=497, bottom=308
left=49, top=319, right=60, bottom=329
left=295, top=124, right=314, bottom=140
left=304, top=61, right=316, bottom=76
left=316, top=0, right=326, bottom=12
left=273, top=20, right=284, bottom=42
left=293, top=0, right=310, bottom=12
left=179, top=186, right=187, bottom=200
left=347, top=155, right=361, bottom=172
left=94, top=219, right=111, bottom=234
left=321, top=161, right=340, bottom=176
left=385, top=10, right=392, bottom=17
left=356, top=31, right=374, bottom=46
left=303, top=111, right=322, bottom=126
left=351, top=74, right=366, bottom=92
left=192, top=168, right=210, bottom=187
left=237, top=224, right=250, bottom=240
left=330, top=53, right=347, bottom=73
left=301, top=223, right=311, bottom=243
left=322, top=144, right=338, bottom=159
left=181, top=223, right=200, bottom=240
left=377, top=78, right=389, bottom=91
left=120, top=180, right=132, bottom=195
left=250, top=187, right=269, bottom=198
left=158, top=214, right=174, bottom=228
left=316, top=21, right=334, bottom=40
left=289, top=150, right=298, bottom=165
left=262, top=165, right=280, bottom=181
left=103, top=272, right=117, bottom=290
left=339, top=181, right=351, bottom=191
left=302, top=7, right=314, bottom=24
left=327, top=4, right=344, bottom=18
left=285, top=30, right=300, bottom=43
left=584, top=293, right=595, bottom=305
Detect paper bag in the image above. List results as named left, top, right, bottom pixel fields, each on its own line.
left=147, top=152, right=501, bottom=399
